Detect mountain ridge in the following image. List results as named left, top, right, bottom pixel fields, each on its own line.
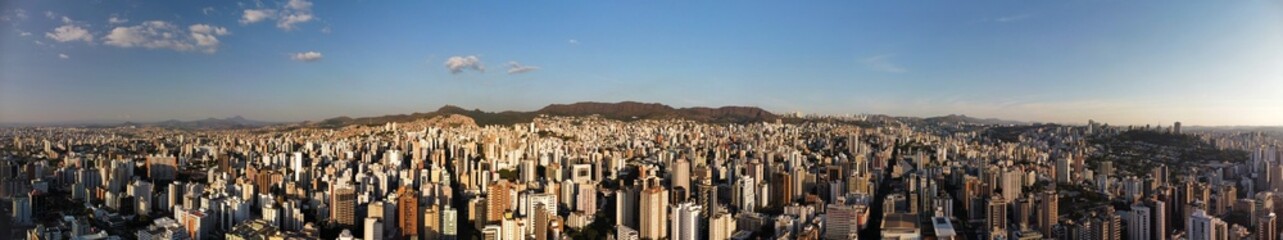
left=313, top=101, right=782, bottom=128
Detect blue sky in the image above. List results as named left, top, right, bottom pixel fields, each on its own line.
left=2, top=1, right=1281, bottom=126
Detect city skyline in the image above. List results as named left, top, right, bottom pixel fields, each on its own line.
left=3, top=1, right=1282, bottom=125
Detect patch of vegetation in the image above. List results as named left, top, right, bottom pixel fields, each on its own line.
left=1088, top=130, right=1248, bottom=177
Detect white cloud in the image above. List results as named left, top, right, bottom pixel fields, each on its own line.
left=240, top=9, right=275, bottom=24
left=507, top=61, right=539, bottom=74
left=444, top=55, right=484, bottom=74
left=277, top=0, right=315, bottom=30
left=18, top=30, right=31, bottom=37
left=61, top=16, right=73, bottom=24
left=240, top=0, right=316, bottom=31
left=568, top=39, right=579, bottom=45
left=105, top=21, right=231, bottom=53
left=277, top=12, right=313, bottom=30
left=44, top=11, right=55, bottom=19
left=45, top=24, right=93, bottom=43
left=58, top=53, right=69, bottom=59
left=291, top=51, right=323, bottom=62
left=861, top=55, right=906, bottom=73
left=189, top=24, right=231, bottom=50
left=202, top=7, right=216, bottom=16
left=109, top=16, right=129, bottom=24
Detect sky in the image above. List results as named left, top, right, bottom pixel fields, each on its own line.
left=1, top=1, right=1281, bottom=126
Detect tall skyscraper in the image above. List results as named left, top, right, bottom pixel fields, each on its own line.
left=1258, top=213, right=1276, bottom=240
left=533, top=203, right=550, bottom=240
left=364, top=217, right=383, bottom=240
left=147, top=154, right=178, bottom=182
left=442, top=206, right=458, bottom=240
left=825, top=203, right=859, bottom=240
left=487, top=180, right=510, bottom=222
left=331, top=184, right=357, bottom=228
left=772, top=172, right=793, bottom=207
left=423, top=204, right=441, bottom=240
left=987, top=195, right=1008, bottom=237
left=1148, top=198, right=1169, bottom=240
left=469, top=197, right=488, bottom=230
left=1038, top=191, right=1058, bottom=237
left=1187, top=209, right=1227, bottom=240
left=673, top=159, right=691, bottom=200
left=12, top=195, right=31, bottom=225
left=397, top=187, right=419, bottom=239
left=710, top=212, right=736, bottom=240
left=671, top=202, right=702, bottom=240
left=1001, top=168, right=1022, bottom=201
left=640, top=185, right=669, bottom=240
left=1056, top=155, right=1074, bottom=184
left=616, top=186, right=639, bottom=229
left=1126, top=203, right=1152, bottom=240
left=1091, top=208, right=1122, bottom=240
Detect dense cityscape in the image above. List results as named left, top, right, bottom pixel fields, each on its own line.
left=1, top=104, right=1280, bottom=240
left=4, top=1, right=1282, bottom=240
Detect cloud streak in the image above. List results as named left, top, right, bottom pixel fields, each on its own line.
left=291, top=51, right=323, bottom=62
left=240, top=0, right=316, bottom=31
left=45, top=24, right=93, bottom=43
left=861, top=55, right=906, bottom=73
left=507, top=61, right=539, bottom=74
left=444, top=56, right=484, bottom=74
left=994, top=14, right=1031, bottom=23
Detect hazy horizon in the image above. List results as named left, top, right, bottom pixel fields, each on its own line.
left=3, top=1, right=1281, bottom=126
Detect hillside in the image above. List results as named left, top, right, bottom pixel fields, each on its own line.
left=312, top=101, right=781, bottom=128
left=1087, top=130, right=1248, bottom=176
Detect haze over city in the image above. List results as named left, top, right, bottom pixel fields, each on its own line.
left=2, top=1, right=1281, bottom=126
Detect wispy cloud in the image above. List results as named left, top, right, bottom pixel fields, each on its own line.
left=58, top=53, right=69, bottom=59
left=46, top=24, right=93, bottom=43
left=994, top=14, right=1031, bottom=23
left=291, top=51, right=323, bottom=62
left=0, top=9, right=28, bottom=22
left=108, top=16, right=128, bottom=24
left=444, top=55, right=484, bottom=74
left=507, top=61, right=539, bottom=74
left=861, top=55, right=906, bottom=73
left=568, top=39, right=579, bottom=45
left=240, top=9, right=275, bottom=24
left=240, top=0, right=316, bottom=31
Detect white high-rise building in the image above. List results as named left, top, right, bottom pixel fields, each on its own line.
left=734, top=177, right=756, bottom=211
left=1187, top=209, right=1227, bottom=240
left=364, top=217, right=383, bottom=240
left=443, top=206, right=459, bottom=239
left=710, top=212, right=737, bottom=240
left=671, top=202, right=702, bottom=240
left=1125, top=204, right=1151, bottom=240
left=1001, top=168, right=1023, bottom=201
